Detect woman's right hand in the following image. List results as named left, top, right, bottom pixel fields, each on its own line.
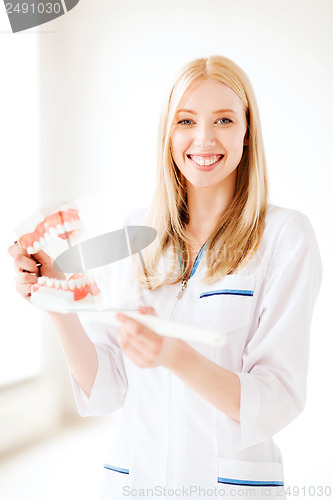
left=8, top=242, right=66, bottom=301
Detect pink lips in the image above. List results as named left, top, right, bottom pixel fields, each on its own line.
left=187, top=154, right=224, bottom=172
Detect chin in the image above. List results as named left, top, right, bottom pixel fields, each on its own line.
left=185, top=174, right=226, bottom=190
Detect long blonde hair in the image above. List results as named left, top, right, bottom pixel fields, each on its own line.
left=136, top=55, right=268, bottom=289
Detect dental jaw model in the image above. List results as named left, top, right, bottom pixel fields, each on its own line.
left=31, top=273, right=101, bottom=312
left=16, top=205, right=102, bottom=312
left=15, top=201, right=228, bottom=345
left=18, top=208, right=81, bottom=254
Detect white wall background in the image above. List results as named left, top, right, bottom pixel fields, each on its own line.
left=1, top=0, right=332, bottom=496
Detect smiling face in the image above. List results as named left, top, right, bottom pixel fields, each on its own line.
left=170, top=79, right=248, bottom=195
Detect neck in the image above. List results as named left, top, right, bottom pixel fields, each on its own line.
left=185, top=181, right=235, bottom=242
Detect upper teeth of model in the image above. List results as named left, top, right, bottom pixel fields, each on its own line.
left=27, top=219, right=81, bottom=254
left=189, top=155, right=223, bottom=166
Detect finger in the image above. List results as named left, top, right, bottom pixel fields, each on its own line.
left=16, top=272, right=38, bottom=285
left=32, top=249, right=52, bottom=266
left=117, top=327, right=145, bottom=353
left=116, top=314, right=159, bottom=346
left=117, top=324, right=154, bottom=351
left=137, top=306, right=158, bottom=316
left=16, top=282, right=33, bottom=299
left=8, top=242, right=29, bottom=258
left=14, top=255, right=39, bottom=274
left=117, top=331, right=150, bottom=367
left=117, top=322, right=163, bottom=367
left=8, top=243, right=49, bottom=270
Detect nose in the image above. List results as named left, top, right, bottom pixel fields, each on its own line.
left=193, top=122, right=217, bottom=149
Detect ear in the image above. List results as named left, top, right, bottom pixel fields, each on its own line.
left=243, top=130, right=249, bottom=146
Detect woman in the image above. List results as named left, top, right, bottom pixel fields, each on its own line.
left=8, top=55, right=322, bottom=499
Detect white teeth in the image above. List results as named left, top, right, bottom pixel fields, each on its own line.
left=24, top=217, right=81, bottom=255
left=189, top=155, right=222, bottom=166
left=36, top=275, right=89, bottom=291
left=33, top=241, right=41, bottom=251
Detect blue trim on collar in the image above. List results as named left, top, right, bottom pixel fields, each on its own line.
left=177, top=239, right=208, bottom=278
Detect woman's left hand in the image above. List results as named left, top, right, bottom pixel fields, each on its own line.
left=116, top=306, right=183, bottom=369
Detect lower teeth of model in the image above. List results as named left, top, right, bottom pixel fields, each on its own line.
left=37, top=276, right=92, bottom=290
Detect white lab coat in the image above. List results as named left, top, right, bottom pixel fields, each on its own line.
left=71, top=204, right=322, bottom=499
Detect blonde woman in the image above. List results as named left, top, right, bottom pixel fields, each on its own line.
left=8, top=56, right=322, bottom=499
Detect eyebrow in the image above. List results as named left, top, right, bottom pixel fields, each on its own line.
left=175, top=108, right=237, bottom=116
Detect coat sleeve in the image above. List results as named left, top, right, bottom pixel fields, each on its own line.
left=227, top=211, right=323, bottom=450
left=70, top=208, right=149, bottom=417
left=71, top=318, right=128, bottom=417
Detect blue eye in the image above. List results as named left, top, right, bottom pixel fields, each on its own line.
left=176, top=117, right=232, bottom=125
left=217, top=118, right=232, bottom=124
left=178, top=119, right=193, bottom=125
